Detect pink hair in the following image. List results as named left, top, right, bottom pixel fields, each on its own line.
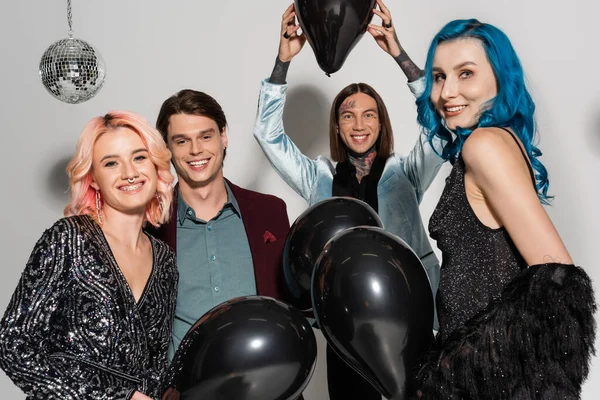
left=64, top=110, right=174, bottom=227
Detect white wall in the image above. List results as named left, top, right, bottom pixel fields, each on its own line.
left=1, top=0, right=598, bottom=398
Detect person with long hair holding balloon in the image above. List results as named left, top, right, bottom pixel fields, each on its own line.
left=254, top=1, right=445, bottom=399
left=411, top=19, right=595, bottom=397
left=0, top=111, right=177, bottom=400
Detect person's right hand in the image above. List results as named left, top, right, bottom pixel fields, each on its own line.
left=278, top=4, right=307, bottom=62
left=162, top=387, right=181, bottom=400
left=131, top=391, right=153, bottom=400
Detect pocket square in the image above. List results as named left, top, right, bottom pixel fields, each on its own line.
left=263, top=230, right=277, bottom=243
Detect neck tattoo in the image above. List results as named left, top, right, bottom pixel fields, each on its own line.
left=348, top=147, right=377, bottom=183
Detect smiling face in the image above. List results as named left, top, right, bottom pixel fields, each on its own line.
left=166, top=113, right=228, bottom=189
left=430, top=38, right=498, bottom=130
left=90, top=127, right=158, bottom=216
left=337, top=92, right=381, bottom=155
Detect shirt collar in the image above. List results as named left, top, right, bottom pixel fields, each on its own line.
left=177, top=180, right=241, bottom=225
left=224, top=180, right=241, bottom=216
left=177, top=189, right=191, bottom=225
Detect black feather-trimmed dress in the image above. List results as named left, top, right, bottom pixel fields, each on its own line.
left=0, top=215, right=178, bottom=399
left=414, top=151, right=596, bottom=399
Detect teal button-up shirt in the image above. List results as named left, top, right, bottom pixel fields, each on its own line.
left=169, top=181, right=255, bottom=359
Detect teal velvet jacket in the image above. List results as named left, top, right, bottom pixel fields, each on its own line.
left=254, top=78, right=446, bottom=325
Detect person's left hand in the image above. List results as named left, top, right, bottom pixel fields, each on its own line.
left=367, top=0, right=402, bottom=57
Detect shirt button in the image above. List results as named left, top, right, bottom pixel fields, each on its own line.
left=187, top=210, right=193, bottom=216
left=214, top=286, right=220, bottom=292
left=207, top=225, right=212, bottom=231
left=210, top=255, right=216, bottom=261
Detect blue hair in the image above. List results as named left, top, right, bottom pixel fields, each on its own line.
left=417, top=19, right=551, bottom=203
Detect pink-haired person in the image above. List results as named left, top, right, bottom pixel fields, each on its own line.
left=0, top=111, right=178, bottom=400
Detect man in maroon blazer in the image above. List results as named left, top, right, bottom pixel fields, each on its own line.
left=150, top=89, right=290, bottom=360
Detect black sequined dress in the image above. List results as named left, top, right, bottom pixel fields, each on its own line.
left=0, top=215, right=178, bottom=399
left=429, top=130, right=534, bottom=341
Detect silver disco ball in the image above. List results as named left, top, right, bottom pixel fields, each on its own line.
left=39, top=37, right=106, bottom=104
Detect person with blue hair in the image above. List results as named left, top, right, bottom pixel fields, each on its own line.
left=411, top=19, right=595, bottom=398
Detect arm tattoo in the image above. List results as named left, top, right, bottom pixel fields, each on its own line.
left=543, top=255, right=562, bottom=264
left=393, top=35, right=423, bottom=82
left=269, top=56, right=291, bottom=84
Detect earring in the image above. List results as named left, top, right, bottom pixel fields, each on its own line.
left=156, top=193, right=164, bottom=213
left=95, top=190, right=103, bottom=225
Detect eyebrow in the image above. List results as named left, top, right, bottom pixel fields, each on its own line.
left=432, top=61, right=477, bottom=73
left=100, top=148, right=148, bottom=162
left=170, top=128, right=216, bottom=141
left=340, top=108, right=378, bottom=114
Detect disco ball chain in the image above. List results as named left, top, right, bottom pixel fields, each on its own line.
left=38, top=0, right=107, bottom=104
left=67, top=0, right=73, bottom=36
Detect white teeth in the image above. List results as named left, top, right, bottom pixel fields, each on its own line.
left=446, top=105, right=466, bottom=112
left=120, top=183, right=142, bottom=192
left=189, top=160, right=208, bottom=166
left=353, top=135, right=367, bottom=140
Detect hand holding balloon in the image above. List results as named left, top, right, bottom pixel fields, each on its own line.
left=367, top=0, right=423, bottom=82
left=279, top=4, right=307, bottom=63
left=367, top=0, right=401, bottom=57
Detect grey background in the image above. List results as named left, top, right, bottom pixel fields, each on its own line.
left=1, top=0, right=599, bottom=398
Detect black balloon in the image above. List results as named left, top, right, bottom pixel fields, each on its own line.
left=294, top=0, right=376, bottom=75
left=283, top=197, right=383, bottom=311
left=164, top=296, right=317, bottom=400
left=312, top=227, right=434, bottom=400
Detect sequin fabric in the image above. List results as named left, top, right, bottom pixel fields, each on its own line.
left=0, top=215, right=178, bottom=399
left=429, top=155, right=526, bottom=342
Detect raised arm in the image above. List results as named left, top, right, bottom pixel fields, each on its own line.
left=367, top=0, right=444, bottom=199
left=270, top=3, right=306, bottom=84
left=368, top=0, right=423, bottom=82
left=254, top=4, right=320, bottom=202
left=0, top=222, right=142, bottom=399
left=462, top=128, right=572, bottom=265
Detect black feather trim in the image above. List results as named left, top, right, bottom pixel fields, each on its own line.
left=412, top=263, right=596, bottom=400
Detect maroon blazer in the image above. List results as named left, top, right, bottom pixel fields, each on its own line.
left=149, top=179, right=290, bottom=301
